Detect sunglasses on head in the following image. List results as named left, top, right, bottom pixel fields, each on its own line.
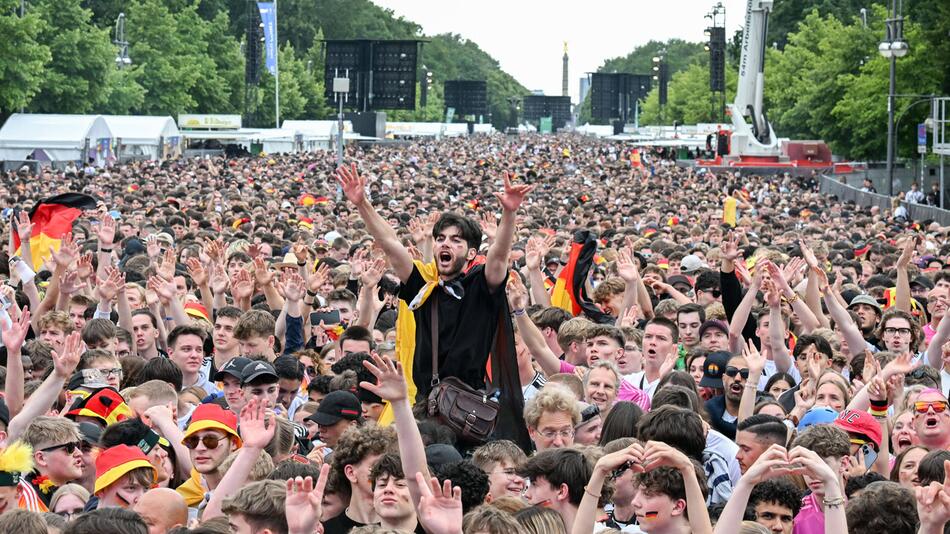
left=183, top=434, right=226, bottom=450
left=724, top=366, right=750, bottom=379
left=914, top=401, right=949, bottom=414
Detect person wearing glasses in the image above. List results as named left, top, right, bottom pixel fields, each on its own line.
left=523, top=385, right=580, bottom=452
left=49, top=483, right=90, bottom=520
left=80, top=349, right=124, bottom=390
left=703, top=351, right=751, bottom=441
left=912, top=388, right=950, bottom=452
left=19, top=416, right=86, bottom=512
left=174, top=403, right=242, bottom=508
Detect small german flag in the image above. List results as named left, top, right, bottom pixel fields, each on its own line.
left=550, top=230, right=613, bottom=324
left=14, top=193, right=98, bottom=271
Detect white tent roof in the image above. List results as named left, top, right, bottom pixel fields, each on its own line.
left=101, top=115, right=179, bottom=145
left=0, top=113, right=112, bottom=149
left=281, top=120, right=353, bottom=137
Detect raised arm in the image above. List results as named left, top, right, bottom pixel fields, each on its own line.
left=739, top=339, right=765, bottom=423
left=894, top=235, right=916, bottom=313
left=203, top=399, right=276, bottom=519
left=819, top=268, right=868, bottom=360
left=641, top=441, right=712, bottom=534
left=1, top=308, right=31, bottom=418
left=762, top=278, right=793, bottom=373
left=353, top=257, right=386, bottom=330
left=337, top=163, right=413, bottom=282
left=508, top=275, right=563, bottom=376
left=524, top=236, right=552, bottom=307
left=927, top=292, right=950, bottom=369
left=766, top=260, right=820, bottom=334
left=14, top=211, right=34, bottom=273
left=572, top=442, right=644, bottom=534
left=728, top=267, right=762, bottom=353
left=7, top=331, right=81, bottom=442
left=485, top=173, right=534, bottom=290
left=360, top=353, right=430, bottom=507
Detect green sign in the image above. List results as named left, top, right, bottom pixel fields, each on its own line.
left=540, top=116, right=553, bottom=134
left=445, top=107, right=455, bottom=123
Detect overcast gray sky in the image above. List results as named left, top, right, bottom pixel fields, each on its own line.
left=372, top=0, right=749, bottom=102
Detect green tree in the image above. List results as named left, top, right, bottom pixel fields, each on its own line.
left=30, top=0, right=115, bottom=113
left=184, top=9, right=244, bottom=113
left=768, top=0, right=867, bottom=49
left=125, top=0, right=200, bottom=116
left=832, top=6, right=941, bottom=160
left=96, top=67, right=146, bottom=114
left=640, top=62, right=737, bottom=125
left=258, top=43, right=308, bottom=126
left=0, top=1, right=51, bottom=115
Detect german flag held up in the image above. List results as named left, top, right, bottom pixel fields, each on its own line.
left=13, top=193, right=98, bottom=270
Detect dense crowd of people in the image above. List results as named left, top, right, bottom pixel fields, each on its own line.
left=0, top=133, right=949, bottom=534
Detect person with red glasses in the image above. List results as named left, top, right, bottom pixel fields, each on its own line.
left=912, top=389, right=950, bottom=451
left=175, top=403, right=242, bottom=510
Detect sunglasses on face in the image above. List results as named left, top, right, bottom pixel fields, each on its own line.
left=40, top=441, right=81, bottom=454
left=724, top=366, right=750, bottom=379
left=183, top=434, right=226, bottom=450
left=914, top=401, right=949, bottom=414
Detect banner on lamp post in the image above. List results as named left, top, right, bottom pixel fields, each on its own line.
left=257, top=2, right=277, bottom=76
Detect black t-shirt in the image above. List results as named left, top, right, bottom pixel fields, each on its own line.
left=321, top=512, right=366, bottom=534
left=398, top=263, right=507, bottom=402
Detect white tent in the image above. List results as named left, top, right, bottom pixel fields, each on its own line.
left=0, top=113, right=114, bottom=165
left=101, top=115, right=180, bottom=160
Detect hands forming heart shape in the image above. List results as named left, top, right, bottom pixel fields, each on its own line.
left=744, top=444, right=841, bottom=489
left=598, top=441, right=695, bottom=479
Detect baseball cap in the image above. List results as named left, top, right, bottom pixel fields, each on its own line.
left=94, top=444, right=157, bottom=494
left=241, top=360, right=278, bottom=385
left=848, top=294, right=883, bottom=315
left=911, top=275, right=935, bottom=290
left=306, top=391, right=362, bottom=426
left=698, top=320, right=729, bottom=339
left=797, top=406, right=839, bottom=431
left=834, top=409, right=883, bottom=449
left=78, top=422, right=103, bottom=447
left=700, top=351, right=732, bottom=389
left=680, top=254, right=708, bottom=274
left=667, top=274, right=693, bottom=291
left=182, top=403, right=241, bottom=446
left=214, top=357, right=252, bottom=382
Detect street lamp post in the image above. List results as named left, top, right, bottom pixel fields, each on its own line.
left=114, top=13, right=131, bottom=68
left=880, top=0, right=908, bottom=197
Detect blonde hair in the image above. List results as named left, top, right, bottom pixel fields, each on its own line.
left=523, top=385, right=581, bottom=428
left=22, top=417, right=80, bottom=450
left=50, top=483, right=91, bottom=511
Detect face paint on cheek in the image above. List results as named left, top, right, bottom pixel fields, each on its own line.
left=643, top=511, right=659, bottom=521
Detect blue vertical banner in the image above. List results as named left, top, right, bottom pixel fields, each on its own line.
left=257, top=2, right=277, bottom=76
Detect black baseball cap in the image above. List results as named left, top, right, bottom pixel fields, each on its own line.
left=306, top=391, right=362, bottom=426
left=700, top=351, right=733, bottom=389
left=240, top=360, right=278, bottom=385
left=214, top=357, right=252, bottom=381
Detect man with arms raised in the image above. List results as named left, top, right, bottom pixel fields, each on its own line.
left=337, top=164, right=532, bottom=427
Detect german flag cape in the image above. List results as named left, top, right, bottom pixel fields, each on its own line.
left=550, top=230, right=614, bottom=324
left=14, top=193, right=98, bottom=270
left=377, top=260, right=531, bottom=452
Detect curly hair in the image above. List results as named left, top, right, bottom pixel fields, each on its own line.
left=327, top=424, right=397, bottom=495
left=790, top=423, right=849, bottom=459
left=523, top=385, right=580, bottom=428
left=748, top=478, right=803, bottom=517
left=875, top=308, right=923, bottom=353
left=435, top=460, right=489, bottom=514
left=845, top=481, right=918, bottom=534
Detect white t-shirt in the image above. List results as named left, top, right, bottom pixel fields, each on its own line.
left=622, top=371, right=660, bottom=399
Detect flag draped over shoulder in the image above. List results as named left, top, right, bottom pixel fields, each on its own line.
left=377, top=260, right=531, bottom=452
left=550, top=230, right=614, bottom=324
left=14, top=193, right=98, bottom=271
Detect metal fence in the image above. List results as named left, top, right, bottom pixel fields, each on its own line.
left=820, top=173, right=950, bottom=225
